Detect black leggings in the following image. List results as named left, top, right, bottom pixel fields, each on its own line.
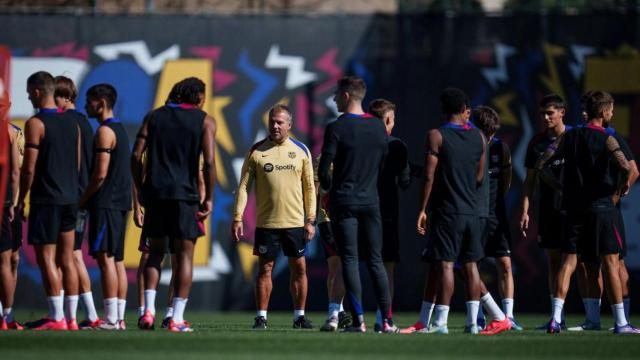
left=330, top=204, right=390, bottom=324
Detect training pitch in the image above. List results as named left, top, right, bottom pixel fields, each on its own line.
left=1, top=311, right=639, bottom=359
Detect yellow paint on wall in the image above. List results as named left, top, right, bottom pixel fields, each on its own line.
left=237, top=241, right=257, bottom=282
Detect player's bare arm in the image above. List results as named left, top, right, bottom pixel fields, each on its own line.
left=417, top=128, right=441, bottom=236
left=519, top=169, right=537, bottom=237
left=197, top=114, right=216, bottom=220
left=16, top=116, right=44, bottom=218
left=502, top=142, right=513, bottom=194
left=476, top=131, right=487, bottom=184
left=606, top=135, right=631, bottom=196
left=131, top=113, right=150, bottom=203
left=79, top=125, right=115, bottom=209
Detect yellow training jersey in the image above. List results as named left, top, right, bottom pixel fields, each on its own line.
left=234, top=137, right=316, bottom=229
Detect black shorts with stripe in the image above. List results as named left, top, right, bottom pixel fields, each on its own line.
left=422, top=211, right=484, bottom=263
left=567, top=209, right=621, bottom=264
left=0, top=206, right=21, bottom=252
left=89, top=208, right=128, bottom=261
left=28, top=204, right=78, bottom=246
left=482, top=215, right=512, bottom=258
left=142, top=200, right=204, bottom=240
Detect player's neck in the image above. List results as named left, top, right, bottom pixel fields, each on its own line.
left=39, top=98, right=57, bottom=110
left=270, top=135, right=288, bottom=145
left=98, top=110, right=115, bottom=123
left=62, top=104, right=76, bottom=111
left=587, top=119, right=604, bottom=128
left=447, top=114, right=467, bottom=126
left=344, top=102, right=364, bottom=115
left=547, top=123, right=565, bottom=137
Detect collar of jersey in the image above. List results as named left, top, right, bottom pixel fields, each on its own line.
left=442, top=121, right=475, bottom=130
left=103, top=117, right=120, bottom=125
left=342, top=112, right=375, bottom=119
left=167, top=103, right=198, bottom=110
left=38, top=107, right=61, bottom=114
left=577, top=123, right=614, bottom=135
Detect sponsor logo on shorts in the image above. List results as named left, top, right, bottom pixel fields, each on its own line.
left=297, top=248, right=305, bottom=254
left=259, top=245, right=268, bottom=254
left=264, top=163, right=274, bottom=172
left=288, top=151, right=296, bottom=159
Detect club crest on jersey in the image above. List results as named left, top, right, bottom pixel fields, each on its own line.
left=264, top=163, right=274, bottom=172
left=259, top=245, right=268, bottom=254
left=288, top=152, right=296, bottom=159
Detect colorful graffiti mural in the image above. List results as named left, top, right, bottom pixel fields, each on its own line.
left=1, top=14, right=639, bottom=311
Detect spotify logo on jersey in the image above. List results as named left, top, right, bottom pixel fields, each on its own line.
left=264, top=163, right=274, bottom=172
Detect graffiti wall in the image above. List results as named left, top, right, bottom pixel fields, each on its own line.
left=1, top=13, right=639, bottom=312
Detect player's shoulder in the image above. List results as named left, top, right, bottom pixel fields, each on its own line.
left=248, top=138, right=269, bottom=157
left=288, top=138, right=311, bottom=158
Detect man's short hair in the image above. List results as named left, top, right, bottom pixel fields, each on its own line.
left=539, top=94, right=566, bottom=110
left=583, top=90, right=614, bottom=120
left=440, top=87, right=469, bottom=115
left=172, top=77, right=205, bottom=105
left=27, top=71, right=55, bottom=96
left=268, top=104, right=292, bottom=123
left=337, top=76, right=366, bottom=101
left=54, top=76, right=78, bottom=103
left=368, top=99, right=396, bottom=119
left=86, top=83, right=117, bottom=109
left=473, top=106, right=500, bottom=135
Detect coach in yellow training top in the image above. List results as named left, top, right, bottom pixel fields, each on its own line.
left=232, top=104, right=316, bottom=330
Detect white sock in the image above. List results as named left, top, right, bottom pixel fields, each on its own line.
left=328, top=302, right=340, bottom=319
left=584, top=298, right=600, bottom=324
left=433, top=305, right=449, bottom=327
left=138, top=306, right=145, bottom=317
left=257, top=310, right=267, bottom=319
left=3, top=307, right=13, bottom=323
left=104, top=297, right=118, bottom=324
left=172, top=297, right=188, bottom=324
left=339, top=303, right=344, bottom=312
left=419, top=301, right=435, bottom=326
left=551, top=298, right=564, bottom=323
left=117, top=299, right=126, bottom=321
left=0, top=301, right=3, bottom=317
left=48, top=295, right=64, bottom=321
left=80, top=292, right=99, bottom=322
left=294, top=309, right=305, bottom=320
left=64, top=295, right=79, bottom=321
left=60, top=289, right=65, bottom=298
left=481, top=293, right=506, bottom=321
left=623, top=297, right=630, bottom=323
left=144, top=289, right=157, bottom=315
left=612, top=303, right=627, bottom=327
left=165, top=306, right=174, bottom=319
left=502, top=298, right=514, bottom=318
left=375, top=308, right=383, bottom=325
left=466, top=301, right=480, bottom=326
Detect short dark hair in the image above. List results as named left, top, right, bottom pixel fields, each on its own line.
left=368, top=99, right=396, bottom=119
left=440, top=87, right=469, bottom=115
left=86, top=83, right=117, bottom=109
left=27, top=71, right=55, bottom=96
left=171, top=77, right=206, bottom=105
left=473, top=106, right=500, bottom=136
left=336, top=76, right=366, bottom=101
left=54, top=76, right=78, bottom=103
left=539, top=94, right=565, bottom=110
left=583, top=90, right=614, bottom=120
left=268, top=104, right=292, bottom=123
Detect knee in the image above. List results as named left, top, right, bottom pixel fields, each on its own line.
left=499, top=258, right=512, bottom=274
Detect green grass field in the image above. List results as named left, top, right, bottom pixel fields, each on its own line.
left=1, top=311, right=640, bottom=359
